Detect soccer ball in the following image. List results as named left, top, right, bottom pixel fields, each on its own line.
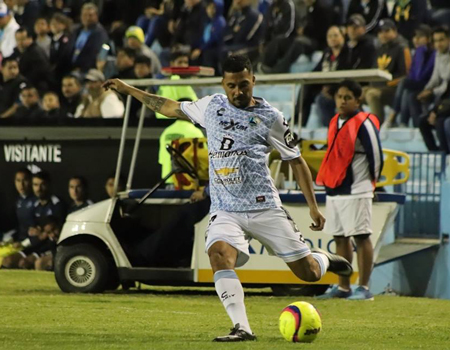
left=279, top=301, right=322, bottom=343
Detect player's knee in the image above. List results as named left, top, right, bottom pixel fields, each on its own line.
left=208, top=246, right=236, bottom=270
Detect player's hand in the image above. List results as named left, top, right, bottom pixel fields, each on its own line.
left=309, top=208, right=325, bottom=231
left=102, top=79, right=131, bottom=95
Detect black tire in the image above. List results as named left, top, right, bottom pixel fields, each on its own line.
left=271, top=284, right=330, bottom=297
left=54, top=243, right=110, bottom=293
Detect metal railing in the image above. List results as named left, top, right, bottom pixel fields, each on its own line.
left=394, top=152, right=446, bottom=238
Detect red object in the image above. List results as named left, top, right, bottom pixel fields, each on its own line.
left=316, top=112, right=380, bottom=189
left=161, top=66, right=215, bottom=76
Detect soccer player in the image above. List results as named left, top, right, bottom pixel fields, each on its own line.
left=103, top=55, right=352, bottom=342
left=316, top=79, right=383, bottom=301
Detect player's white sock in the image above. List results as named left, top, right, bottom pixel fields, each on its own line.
left=311, top=253, right=330, bottom=278
left=214, top=269, right=252, bottom=334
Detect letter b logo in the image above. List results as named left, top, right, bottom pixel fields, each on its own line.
left=220, top=137, right=234, bottom=150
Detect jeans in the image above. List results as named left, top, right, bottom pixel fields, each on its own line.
left=444, top=118, right=450, bottom=153
left=392, top=79, right=423, bottom=127
left=315, top=92, right=336, bottom=127
left=419, top=114, right=450, bottom=154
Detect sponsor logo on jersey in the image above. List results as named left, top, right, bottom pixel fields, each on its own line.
left=219, top=119, right=248, bottom=131
left=215, top=167, right=239, bottom=176
left=209, top=150, right=248, bottom=158
left=256, top=196, right=266, bottom=203
left=214, top=177, right=243, bottom=185
left=217, top=108, right=225, bottom=116
left=249, top=116, right=260, bottom=126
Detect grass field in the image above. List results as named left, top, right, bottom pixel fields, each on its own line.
left=1, top=270, right=450, bottom=350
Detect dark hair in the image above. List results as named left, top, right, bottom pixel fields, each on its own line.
left=118, top=47, right=137, bottom=60
left=170, top=50, right=189, bottom=63
left=21, top=85, right=39, bottom=95
left=106, top=173, right=126, bottom=188
left=44, top=91, right=59, bottom=99
left=16, top=27, right=32, bottom=38
left=33, top=171, right=51, bottom=183
left=51, top=13, right=73, bottom=32
left=333, top=79, right=363, bottom=99
left=62, top=74, right=81, bottom=86
left=432, top=25, right=450, bottom=37
left=15, top=167, right=32, bottom=179
left=135, top=55, right=152, bottom=67
left=2, top=56, right=19, bottom=67
left=37, top=215, right=60, bottom=228
left=69, top=175, right=88, bottom=189
left=222, top=55, right=253, bottom=75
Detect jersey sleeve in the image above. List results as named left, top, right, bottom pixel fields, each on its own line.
left=179, top=95, right=214, bottom=127
left=267, top=113, right=300, bottom=160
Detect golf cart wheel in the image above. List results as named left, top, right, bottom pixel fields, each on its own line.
left=271, top=284, right=330, bottom=297
left=54, top=244, right=110, bottom=293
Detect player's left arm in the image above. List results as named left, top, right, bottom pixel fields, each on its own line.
left=289, top=157, right=325, bottom=231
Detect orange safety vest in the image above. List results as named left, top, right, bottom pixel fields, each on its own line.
left=316, top=112, right=380, bottom=189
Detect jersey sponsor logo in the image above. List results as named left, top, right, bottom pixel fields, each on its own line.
left=220, top=137, right=235, bottom=150
left=209, top=150, right=248, bottom=159
left=249, top=116, right=260, bottom=126
left=219, top=119, right=248, bottom=131
left=214, top=176, right=243, bottom=185
left=217, top=108, right=225, bottom=116
left=215, top=167, right=239, bottom=176
left=284, top=130, right=296, bottom=148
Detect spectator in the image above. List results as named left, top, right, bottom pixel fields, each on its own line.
left=346, top=0, right=388, bottom=34
left=419, top=93, right=450, bottom=154
left=60, top=75, right=82, bottom=118
left=67, top=176, right=93, bottom=214
left=42, top=91, right=61, bottom=118
left=76, top=69, right=125, bottom=118
left=105, top=174, right=125, bottom=198
left=14, top=86, right=45, bottom=120
left=222, top=0, right=263, bottom=59
left=346, top=14, right=377, bottom=69
left=10, top=0, right=40, bottom=34
left=155, top=51, right=197, bottom=119
left=125, top=25, right=162, bottom=76
left=392, top=0, right=428, bottom=42
left=1, top=215, right=60, bottom=270
left=303, top=0, right=338, bottom=50
left=299, top=25, right=351, bottom=127
left=416, top=27, right=450, bottom=111
left=0, top=2, right=19, bottom=58
left=386, top=24, right=435, bottom=127
left=69, top=2, right=108, bottom=73
left=49, top=13, right=73, bottom=84
left=11, top=168, right=37, bottom=242
left=32, top=171, right=66, bottom=225
left=34, top=17, right=52, bottom=58
left=259, top=0, right=298, bottom=72
left=134, top=55, right=153, bottom=80
left=0, top=57, right=28, bottom=118
left=113, top=47, right=137, bottom=79
left=190, top=0, right=226, bottom=72
left=136, top=0, right=172, bottom=48
left=11, top=27, right=54, bottom=92
left=363, top=18, right=411, bottom=124
left=172, top=0, right=208, bottom=51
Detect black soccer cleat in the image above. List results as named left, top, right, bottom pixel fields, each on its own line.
left=213, top=323, right=257, bottom=342
left=311, top=248, right=353, bottom=277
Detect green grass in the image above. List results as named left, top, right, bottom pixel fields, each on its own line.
left=1, top=270, right=450, bottom=350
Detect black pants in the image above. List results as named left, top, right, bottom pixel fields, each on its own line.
left=418, top=114, right=450, bottom=154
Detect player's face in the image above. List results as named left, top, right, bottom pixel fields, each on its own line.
left=69, top=179, right=85, bottom=202
left=335, top=87, right=360, bottom=117
left=222, top=69, right=255, bottom=108
left=15, top=172, right=31, bottom=196
left=32, top=178, right=50, bottom=200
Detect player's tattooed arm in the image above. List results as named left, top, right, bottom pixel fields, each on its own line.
left=102, top=78, right=189, bottom=120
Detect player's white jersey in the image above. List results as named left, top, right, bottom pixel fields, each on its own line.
left=181, top=93, right=300, bottom=212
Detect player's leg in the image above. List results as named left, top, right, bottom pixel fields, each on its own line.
left=206, top=212, right=256, bottom=342
left=354, top=234, right=373, bottom=288
left=335, top=236, right=353, bottom=290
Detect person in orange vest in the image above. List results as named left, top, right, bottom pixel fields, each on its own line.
left=316, top=79, right=384, bottom=300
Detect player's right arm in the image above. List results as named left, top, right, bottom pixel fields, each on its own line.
left=102, top=79, right=190, bottom=120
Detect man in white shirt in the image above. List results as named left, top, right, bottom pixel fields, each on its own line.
left=0, top=3, right=19, bottom=58
left=76, top=69, right=124, bottom=118
left=103, top=55, right=352, bottom=342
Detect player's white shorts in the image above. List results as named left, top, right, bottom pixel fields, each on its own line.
left=324, top=197, right=373, bottom=237
left=205, top=207, right=310, bottom=268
